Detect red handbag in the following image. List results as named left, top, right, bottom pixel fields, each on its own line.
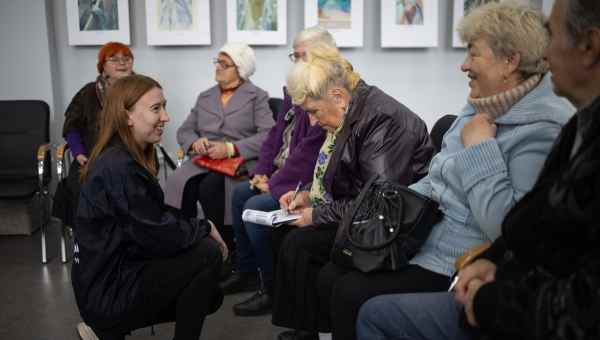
left=192, top=155, right=247, bottom=177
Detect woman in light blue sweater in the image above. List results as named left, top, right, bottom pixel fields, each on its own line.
left=314, top=3, right=574, bottom=340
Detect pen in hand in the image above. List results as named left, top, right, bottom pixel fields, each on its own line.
left=288, top=181, right=302, bottom=212
left=448, top=275, right=459, bottom=292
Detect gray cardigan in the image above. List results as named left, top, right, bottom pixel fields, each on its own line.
left=164, top=81, right=274, bottom=224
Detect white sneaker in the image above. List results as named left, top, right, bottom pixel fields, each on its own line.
left=77, top=322, right=99, bottom=340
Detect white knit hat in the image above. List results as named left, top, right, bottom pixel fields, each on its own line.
left=219, top=42, right=256, bottom=80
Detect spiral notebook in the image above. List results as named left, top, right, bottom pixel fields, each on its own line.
left=242, top=209, right=300, bottom=227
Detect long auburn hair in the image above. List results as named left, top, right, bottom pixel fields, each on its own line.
left=80, top=74, right=161, bottom=182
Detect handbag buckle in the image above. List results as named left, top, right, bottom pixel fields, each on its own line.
left=382, top=190, right=399, bottom=198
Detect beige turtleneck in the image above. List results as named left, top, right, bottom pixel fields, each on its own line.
left=467, top=74, right=542, bottom=119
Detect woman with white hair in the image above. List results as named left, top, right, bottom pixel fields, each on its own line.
left=272, top=45, right=434, bottom=340
left=352, top=2, right=574, bottom=340
left=222, top=27, right=332, bottom=317
left=164, top=42, right=274, bottom=253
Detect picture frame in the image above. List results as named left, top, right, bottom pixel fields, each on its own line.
left=226, top=0, right=287, bottom=45
left=145, top=0, right=211, bottom=46
left=452, top=0, right=467, bottom=48
left=305, top=0, right=364, bottom=48
left=381, top=0, right=439, bottom=48
left=66, top=0, right=130, bottom=46
left=542, top=0, right=554, bottom=17
left=452, top=0, right=501, bottom=48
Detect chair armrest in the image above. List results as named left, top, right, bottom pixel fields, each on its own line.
left=56, top=143, right=69, bottom=160
left=176, top=147, right=185, bottom=167
left=56, top=143, right=70, bottom=181
left=454, top=241, right=492, bottom=272
left=37, top=143, right=51, bottom=161
left=37, top=143, right=51, bottom=188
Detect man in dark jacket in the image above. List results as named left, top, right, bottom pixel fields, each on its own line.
left=356, top=1, right=600, bottom=339
left=272, top=46, right=434, bottom=340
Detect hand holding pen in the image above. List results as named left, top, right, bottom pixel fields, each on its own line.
left=280, top=182, right=310, bottom=213
left=289, top=181, right=302, bottom=209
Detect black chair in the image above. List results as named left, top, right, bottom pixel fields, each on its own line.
left=0, top=100, right=52, bottom=262
left=268, top=97, right=284, bottom=121
left=430, top=114, right=457, bottom=153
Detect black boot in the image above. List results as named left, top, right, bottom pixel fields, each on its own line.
left=219, top=271, right=258, bottom=295
left=233, top=290, right=272, bottom=316
left=233, top=268, right=273, bottom=316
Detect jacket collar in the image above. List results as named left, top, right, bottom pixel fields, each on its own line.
left=344, top=80, right=371, bottom=126
left=459, top=73, right=574, bottom=126
left=323, top=79, right=371, bottom=194
left=201, top=81, right=258, bottom=114
left=577, top=95, right=600, bottom=142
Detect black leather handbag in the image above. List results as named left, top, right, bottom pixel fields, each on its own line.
left=331, top=175, right=442, bottom=273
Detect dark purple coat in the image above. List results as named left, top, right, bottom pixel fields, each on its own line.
left=251, top=88, right=326, bottom=201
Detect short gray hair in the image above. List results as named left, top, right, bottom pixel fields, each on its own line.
left=293, top=26, right=336, bottom=50
left=458, top=1, right=549, bottom=75
left=565, top=0, right=600, bottom=45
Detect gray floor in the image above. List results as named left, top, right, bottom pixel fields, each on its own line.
left=0, top=218, right=288, bottom=340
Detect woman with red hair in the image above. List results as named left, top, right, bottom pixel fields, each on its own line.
left=52, top=41, right=134, bottom=231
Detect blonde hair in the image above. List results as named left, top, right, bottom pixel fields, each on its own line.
left=293, top=26, right=336, bottom=49
left=286, top=45, right=360, bottom=105
left=80, top=75, right=160, bottom=182
left=458, top=1, right=549, bottom=75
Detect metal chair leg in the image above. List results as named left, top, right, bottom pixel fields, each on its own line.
left=41, top=221, right=47, bottom=264
left=60, top=224, right=69, bottom=263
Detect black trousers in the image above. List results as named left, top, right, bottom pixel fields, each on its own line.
left=271, top=226, right=338, bottom=332
left=181, top=172, right=234, bottom=249
left=52, top=160, right=81, bottom=226
left=92, top=239, right=223, bottom=340
left=317, top=262, right=451, bottom=340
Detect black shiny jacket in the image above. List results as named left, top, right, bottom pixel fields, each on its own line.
left=474, top=97, right=600, bottom=339
left=71, top=141, right=210, bottom=329
left=313, top=80, right=434, bottom=227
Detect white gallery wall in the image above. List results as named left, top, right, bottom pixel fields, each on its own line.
left=3, top=0, right=544, bottom=154
left=0, top=1, right=58, bottom=120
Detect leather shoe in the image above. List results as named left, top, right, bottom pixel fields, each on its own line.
left=219, top=271, right=258, bottom=295
left=277, top=330, right=319, bottom=340
left=233, top=290, right=272, bottom=316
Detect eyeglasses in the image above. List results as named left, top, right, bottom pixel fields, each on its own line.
left=106, top=56, right=133, bottom=64
left=288, top=51, right=307, bottom=63
left=212, top=58, right=236, bottom=69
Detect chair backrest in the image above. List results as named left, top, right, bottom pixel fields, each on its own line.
left=430, top=114, right=457, bottom=154
left=268, top=97, right=284, bottom=121
left=0, top=100, right=50, bottom=182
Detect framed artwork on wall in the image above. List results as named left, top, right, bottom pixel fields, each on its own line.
left=226, top=0, right=287, bottom=45
left=305, top=0, right=364, bottom=48
left=381, top=0, right=439, bottom=48
left=542, top=0, right=554, bottom=17
left=145, top=0, right=211, bottom=46
left=66, top=0, right=130, bottom=46
left=452, top=0, right=498, bottom=48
